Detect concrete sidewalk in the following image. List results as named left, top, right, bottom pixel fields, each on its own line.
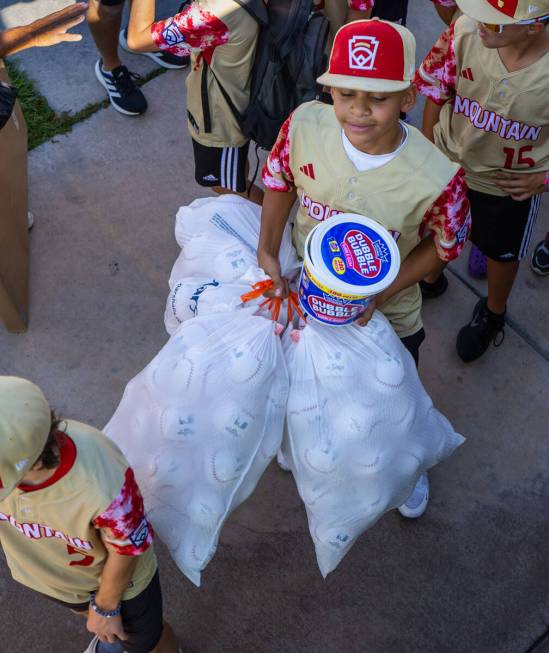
left=1, top=2, right=549, bottom=652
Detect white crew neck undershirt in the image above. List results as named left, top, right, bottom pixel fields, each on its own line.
left=341, top=122, right=409, bottom=172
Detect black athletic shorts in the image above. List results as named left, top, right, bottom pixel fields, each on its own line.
left=100, top=0, right=125, bottom=7
left=46, top=570, right=164, bottom=653
left=372, top=0, right=408, bottom=24
left=468, top=188, right=543, bottom=262
left=192, top=138, right=250, bottom=193
left=400, top=328, right=425, bottom=368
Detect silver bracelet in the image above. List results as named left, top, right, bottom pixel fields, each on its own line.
left=89, top=592, right=122, bottom=618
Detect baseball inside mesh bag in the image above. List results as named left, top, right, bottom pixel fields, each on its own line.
left=164, top=269, right=265, bottom=335
left=281, top=313, right=465, bottom=578
left=104, top=309, right=289, bottom=586
left=169, top=194, right=299, bottom=288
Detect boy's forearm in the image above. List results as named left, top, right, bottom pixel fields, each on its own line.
left=94, top=547, right=139, bottom=610
left=434, top=5, right=456, bottom=26
left=377, top=237, right=444, bottom=306
left=127, top=0, right=157, bottom=51
left=258, top=187, right=297, bottom=257
left=422, top=98, right=443, bottom=143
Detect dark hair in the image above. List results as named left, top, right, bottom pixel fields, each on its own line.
left=33, top=410, right=64, bottom=469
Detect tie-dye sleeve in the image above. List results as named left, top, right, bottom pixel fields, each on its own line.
left=347, top=0, right=374, bottom=10
left=93, top=468, right=154, bottom=555
left=414, top=23, right=457, bottom=106
left=419, top=168, right=471, bottom=262
left=262, top=115, right=296, bottom=193
left=151, top=3, right=229, bottom=57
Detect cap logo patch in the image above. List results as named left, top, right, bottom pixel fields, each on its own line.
left=15, top=459, right=29, bottom=471
left=348, top=35, right=379, bottom=71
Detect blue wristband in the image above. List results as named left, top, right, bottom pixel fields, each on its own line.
left=89, top=592, right=122, bottom=618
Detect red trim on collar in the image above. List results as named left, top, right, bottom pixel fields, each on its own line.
left=18, top=431, right=77, bottom=492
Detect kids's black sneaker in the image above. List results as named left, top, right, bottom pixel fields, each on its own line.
left=95, top=60, right=147, bottom=116
left=531, top=235, right=549, bottom=276
left=419, top=273, right=448, bottom=299
left=456, top=298, right=505, bottom=362
left=119, top=29, right=190, bottom=69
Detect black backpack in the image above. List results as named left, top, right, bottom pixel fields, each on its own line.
left=202, top=0, right=329, bottom=150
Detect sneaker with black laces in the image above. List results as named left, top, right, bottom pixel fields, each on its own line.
left=420, top=272, right=448, bottom=299
left=456, top=298, right=505, bottom=362
left=531, top=234, right=549, bottom=276
left=119, top=29, right=190, bottom=69
left=94, top=59, right=147, bottom=116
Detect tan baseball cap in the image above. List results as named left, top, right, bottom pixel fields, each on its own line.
left=0, top=377, right=51, bottom=501
left=317, top=19, right=416, bottom=93
left=456, top=0, right=549, bottom=24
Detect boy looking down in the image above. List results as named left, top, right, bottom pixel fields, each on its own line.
left=257, top=19, right=471, bottom=518
left=0, top=377, right=179, bottom=653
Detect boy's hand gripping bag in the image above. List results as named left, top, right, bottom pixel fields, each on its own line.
left=282, top=313, right=465, bottom=577
left=169, top=195, right=300, bottom=288
left=104, top=309, right=289, bottom=586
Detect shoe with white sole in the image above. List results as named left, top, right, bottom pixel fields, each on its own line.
left=119, top=29, right=190, bottom=69
left=276, top=449, right=291, bottom=472
left=95, top=59, right=147, bottom=116
left=531, top=235, right=549, bottom=276
left=398, top=473, right=429, bottom=519
left=83, top=635, right=124, bottom=653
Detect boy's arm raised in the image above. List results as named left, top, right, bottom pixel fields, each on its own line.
left=127, top=0, right=157, bottom=51
left=128, top=0, right=229, bottom=53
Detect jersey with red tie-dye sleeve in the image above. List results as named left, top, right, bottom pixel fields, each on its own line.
left=414, top=23, right=457, bottom=106
left=93, top=468, right=154, bottom=556
left=313, top=0, right=373, bottom=11
left=151, top=3, right=229, bottom=58
left=263, top=112, right=471, bottom=262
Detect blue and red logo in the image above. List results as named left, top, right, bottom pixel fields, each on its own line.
left=340, top=229, right=389, bottom=280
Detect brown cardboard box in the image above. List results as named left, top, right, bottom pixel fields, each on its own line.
left=0, top=60, right=28, bottom=332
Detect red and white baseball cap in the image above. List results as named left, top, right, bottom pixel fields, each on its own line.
left=0, top=377, right=51, bottom=501
left=456, top=0, right=549, bottom=24
left=317, top=19, right=416, bottom=93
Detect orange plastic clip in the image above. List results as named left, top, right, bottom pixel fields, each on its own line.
left=240, top=279, right=275, bottom=303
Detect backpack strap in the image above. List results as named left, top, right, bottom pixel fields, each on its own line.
left=204, top=59, right=246, bottom=130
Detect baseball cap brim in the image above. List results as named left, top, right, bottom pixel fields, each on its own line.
left=317, top=72, right=412, bottom=93
left=456, top=0, right=547, bottom=24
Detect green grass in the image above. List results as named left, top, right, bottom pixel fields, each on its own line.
left=5, top=59, right=165, bottom=150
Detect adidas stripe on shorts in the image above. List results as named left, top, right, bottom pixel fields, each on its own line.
left=192, top=138, right=250, bottom=193
left=468, top=188, right=542, bottom=262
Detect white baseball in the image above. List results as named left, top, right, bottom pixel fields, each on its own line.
left=374, top=353, right=405, bottom=388
left=212, top=400, right=256, bottom=439
left=213, top=246, right=254, bottom=282
left=185, top=490, right=226, bottom=530
left=329, top=403, right=367, bottom=440
left=303, top=445, right=338, bottom=474
left=160, top=406, right=201, bottom=443
left=208, top=448, right=246, bottom=483
left=227, top=347, right=267, bottom=386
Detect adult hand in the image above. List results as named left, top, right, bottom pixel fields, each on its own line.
left=87, top=608, right=128, bottom=644
left=494, top=170, right=547, bottom=201
left=355, top=297, right=376, bottom=327
left=257, top=250, right=289, bottom=299
left=31, top=3, right=88, bottom=49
